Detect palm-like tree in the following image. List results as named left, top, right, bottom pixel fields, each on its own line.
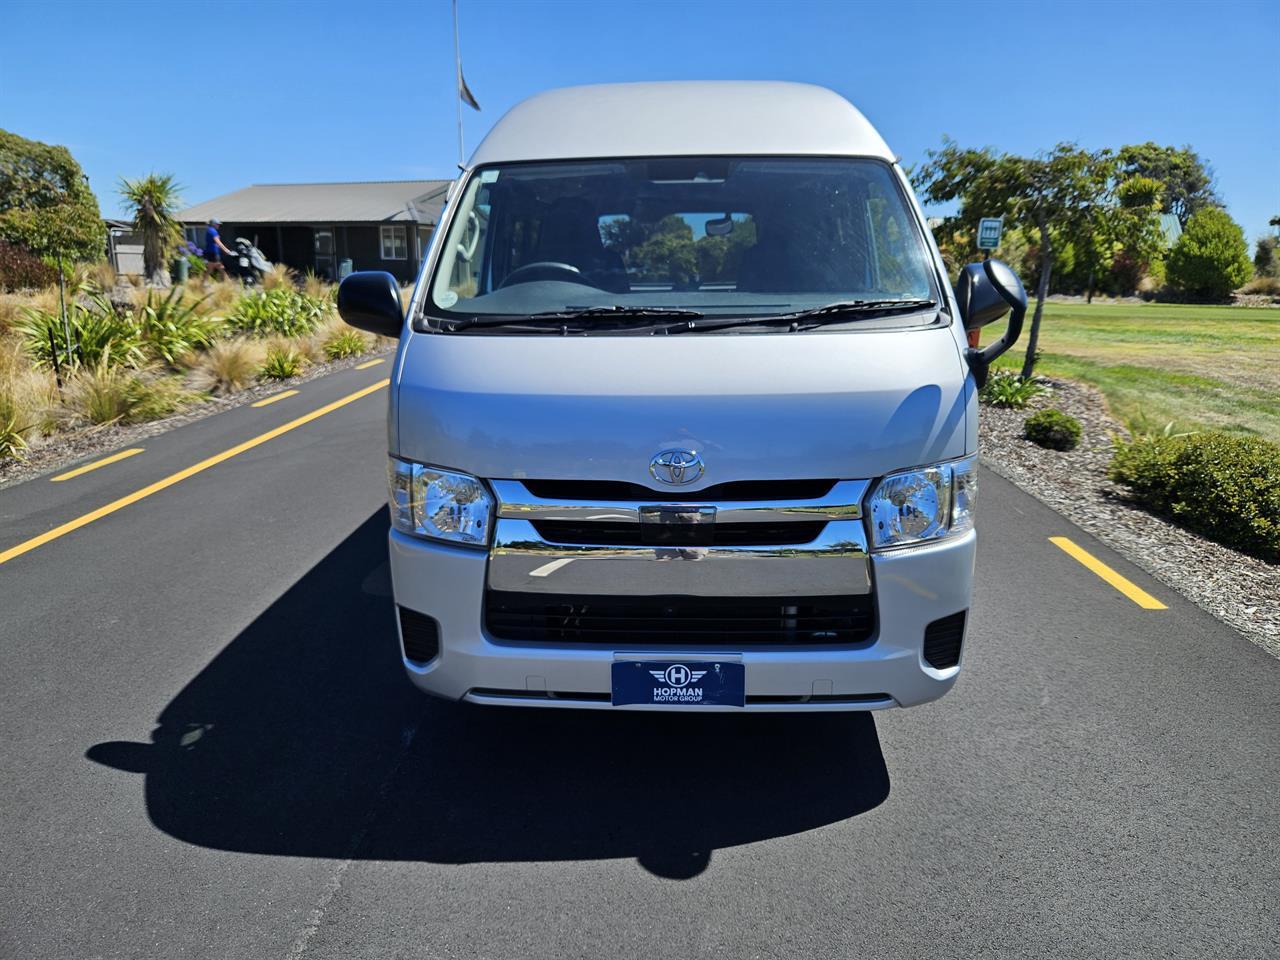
left=118, top=174, right=183, bottom=283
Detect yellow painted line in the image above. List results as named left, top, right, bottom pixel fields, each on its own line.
left=0, top=379, right=389, bottom=568
left=49, top=448, right=144, bottom=482
left=1049, top=536, right=1167, bottom=610
left=355, top=358, right=386, bottom=370
left=251, top=389, right=299, bottom=408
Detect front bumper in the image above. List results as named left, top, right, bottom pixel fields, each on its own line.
left=387, top=527, right=976, bottom=712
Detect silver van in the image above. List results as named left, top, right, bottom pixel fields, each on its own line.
left=338, top=81, right=1025, bottom=711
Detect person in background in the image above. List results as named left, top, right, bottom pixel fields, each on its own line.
left=203, top=218, right=235, bottom=280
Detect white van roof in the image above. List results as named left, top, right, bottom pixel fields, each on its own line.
left=468, top=81, right=895, bottom=167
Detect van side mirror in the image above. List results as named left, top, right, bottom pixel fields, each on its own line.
left=337, top=271, right=404, bottom=338
left=954, top=259, right=1026, bottom=387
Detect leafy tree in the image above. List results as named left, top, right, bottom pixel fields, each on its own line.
left=914, top=140, right=1111, bottom=377
left=1165, top=208, right=1253, bottom=299
left=1115, top=142, right=1220, bottom=228
left=118, top=173, right=183, bottom=283
left=1102, top=175, right=1167, bottom=294
left=0, top=128, right=105, bottom=262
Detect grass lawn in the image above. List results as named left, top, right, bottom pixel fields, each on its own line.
left=991, top=301, right=1280, bottom=443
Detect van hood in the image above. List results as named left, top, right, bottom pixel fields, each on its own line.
left=393, top=327, right=973, bottom=486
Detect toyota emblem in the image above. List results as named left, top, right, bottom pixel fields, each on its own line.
left=650, top=449, right=704, bottom=485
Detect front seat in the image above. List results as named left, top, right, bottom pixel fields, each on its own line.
left=534, top=197, right=629, bottom=293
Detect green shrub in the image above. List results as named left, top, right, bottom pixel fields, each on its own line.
left=137, top=287, right=221, bottom=365
left=1109, top=433, right=1280, bottom=561
left=260, top=345, right=308, bottom=380
left=229, top=288, right=327, bottom=338
left=322, top=328, right=368, bottom=360
left=16, top=293, right=146, bottom=369
left=1023, top=409, right=1082, bottom=451
left=1165, top=208, right=1253, bottom=300
left=979, top=370, right=1045, bottom=409
left=0, top=240, right=57, bottom=291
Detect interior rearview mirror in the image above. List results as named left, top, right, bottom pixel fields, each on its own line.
left=954, top=259, right=1027, bottom=386
left=337, top=271, right=404, bottom=339
left=705, top=214, right=735, bottom=237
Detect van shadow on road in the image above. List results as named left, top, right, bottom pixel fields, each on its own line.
left=87, top=509, right=889, bottom=879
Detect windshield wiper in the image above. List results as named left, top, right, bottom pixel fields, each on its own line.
left=441, top=305, right=703, bottom=333
left=660, top=298, right=937, bottom=335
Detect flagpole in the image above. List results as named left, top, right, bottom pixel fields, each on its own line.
left=453, top=0, right=464, bottom=168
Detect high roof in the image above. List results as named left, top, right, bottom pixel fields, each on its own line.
left=469, top=81, right=894, bottom=167
left=179, top=180, right=452, bottom=225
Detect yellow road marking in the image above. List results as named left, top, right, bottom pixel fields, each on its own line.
left=355, top=358, right=386, bottom=370
left=49, top=448, right=144, bottom=482
left=1049, top=536, right=1167, bottom=609
left=0, top=380, right=389, bottom=567
left=251, top=389, right=299, bottom=408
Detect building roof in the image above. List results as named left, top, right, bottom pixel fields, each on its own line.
left=179, top=180, right=452, bottom=225
left=469, top=81, right=894, bottom=167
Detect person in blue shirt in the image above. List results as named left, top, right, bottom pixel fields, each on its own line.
left=203, top=218, right=235, bottom=279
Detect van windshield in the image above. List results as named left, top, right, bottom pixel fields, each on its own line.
left=426, top=157, right=938, bottom=327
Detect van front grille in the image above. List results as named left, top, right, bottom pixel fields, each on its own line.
left=485, top=592, right=876, bottom=646
left=521, top=478, right=837, bottom=503
left=530, top=519, right=827, bottom=547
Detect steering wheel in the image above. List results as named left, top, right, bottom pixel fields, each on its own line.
left=499, top=261, right=601, bottom=288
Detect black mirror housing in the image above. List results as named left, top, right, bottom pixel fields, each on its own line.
left=956, top=259, right=1025, bottom=329
left=954, top=259, right=1027, bottom=386
left=337, top=271, right=404, bottom=339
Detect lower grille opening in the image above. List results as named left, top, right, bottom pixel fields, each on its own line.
left=531, top=519, right=827, bottom=547
left=747, top=692, right=892, bottom=705
left=470, top=688, right=611, bottom=703
left=399, top=606, right=441, bottom=664
left=485, top=592, right=876, bottom=646
left=923, top=610, right=966, bottom=668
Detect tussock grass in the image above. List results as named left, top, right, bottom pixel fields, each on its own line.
left=187, top=338, right=264, bottom=395
left=58, top=363, right=194, bottom=427
left=261, top=266, right=297, bottom=292
left=0, top=335, right=58, bottom=457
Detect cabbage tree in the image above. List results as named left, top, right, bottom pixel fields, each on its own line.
left=118, top=174, right=183, bottom=284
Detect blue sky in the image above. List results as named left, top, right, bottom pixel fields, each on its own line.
left=4, top=0, right=1277, bottom=240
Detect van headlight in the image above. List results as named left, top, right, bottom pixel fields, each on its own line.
left=388, top=457, right=493, bottom=547
left=866, top=456, right=977, bottom=550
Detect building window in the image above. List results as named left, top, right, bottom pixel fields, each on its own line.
left=380, top=225, right=407, bottom=260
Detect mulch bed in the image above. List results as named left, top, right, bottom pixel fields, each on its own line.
left=980, top=379, right=1279, bottom=659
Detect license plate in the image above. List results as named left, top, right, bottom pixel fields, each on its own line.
left=611, top=659, right=745, bottom=707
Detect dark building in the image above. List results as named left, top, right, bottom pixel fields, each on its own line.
left=179, top=180, right=451, bottom=282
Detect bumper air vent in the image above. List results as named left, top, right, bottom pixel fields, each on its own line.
left=923, top=611, right=966, bottom=669
left=398, top=606, right=441, bottom=664
left=485, top=592, right=875, bottom=646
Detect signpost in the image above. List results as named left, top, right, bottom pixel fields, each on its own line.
left=977, top=217, right=1004, bottom=252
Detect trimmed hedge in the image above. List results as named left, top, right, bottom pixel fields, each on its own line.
left=1024, top=409, right=1082, bottom=451
left=1109, top=433, right=1280, bottom=561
